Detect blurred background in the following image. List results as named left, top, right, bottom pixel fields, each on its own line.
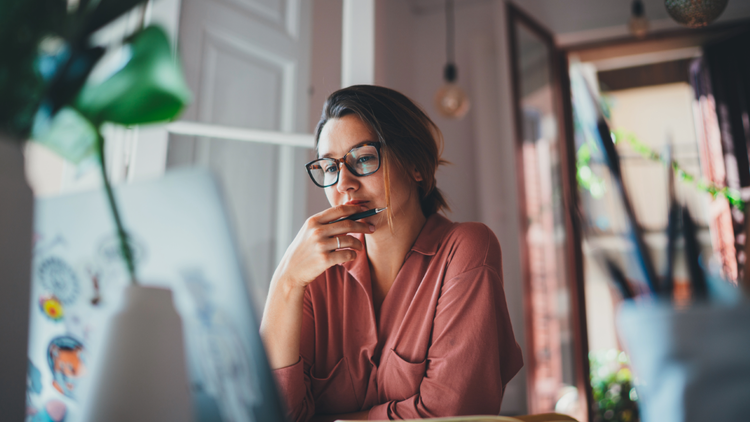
left=22, top=0, right=750, bottom=420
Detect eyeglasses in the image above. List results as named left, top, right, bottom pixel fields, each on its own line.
left=305, top=143, right=381, bottom=188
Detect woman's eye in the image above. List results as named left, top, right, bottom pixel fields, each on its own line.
left=324, top=164, right=338, bottom=173
left=357, top=155, right=375, bottom=164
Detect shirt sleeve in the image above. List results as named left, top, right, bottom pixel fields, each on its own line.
left=272, top=287, right=317, bottom=422
left=368, top=264, right=523, bottom=420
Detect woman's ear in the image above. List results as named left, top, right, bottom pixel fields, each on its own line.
left=413, top=168, right=423, bottom=182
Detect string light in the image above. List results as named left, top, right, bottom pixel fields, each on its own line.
left=577, top=129, right=744, bottom=210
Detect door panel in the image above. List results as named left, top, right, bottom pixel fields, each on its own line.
left=218, top=0, right=299, bottom=37
left=168, top=0, right=311, bottom=314
left=202, top=35, right=284, bottom=130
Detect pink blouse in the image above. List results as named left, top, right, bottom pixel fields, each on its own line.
left=272, top=213, right=523, bottom=421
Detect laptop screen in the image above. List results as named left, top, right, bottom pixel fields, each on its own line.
left=26, top=168, right=286, bottom=422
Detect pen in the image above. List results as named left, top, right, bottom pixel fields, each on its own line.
left=663, top=202, right=679, bottom=298
left=587, top=82, right=658, bottom=293
left=604, top=257, right=634, bottom=300
left=662, top=142, right=677, bottom=299
left=328, top=207, right=387, bottom=224
left=682, top=206, right=708, bottom=301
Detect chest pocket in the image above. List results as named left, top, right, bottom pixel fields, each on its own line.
left=310, top=357, right=360, bottom=414
left=380, top=348, right=427, bottom=402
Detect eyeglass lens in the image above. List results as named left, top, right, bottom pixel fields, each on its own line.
left=307, top=144, right=380, bottom=187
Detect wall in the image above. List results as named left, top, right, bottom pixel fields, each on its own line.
left=374, top=0, right=529, bottom=414
left=406, top=2, right=528, bottom=413
left=380, top=0, right=480, bottom=224
left=306, top=0, right=342, bottom=215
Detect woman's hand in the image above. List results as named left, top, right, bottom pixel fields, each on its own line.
left=310, top=410, right=369, bottom=422
left=261, top=204, right=375, bottom=370
left=273, top=204, right=375, bottom=289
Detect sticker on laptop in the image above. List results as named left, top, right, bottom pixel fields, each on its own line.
left=47, top=336, right=87, bottom=399
left=39, top=295, right=65, bottom=322
left=37, top=257, right=80, bottom=305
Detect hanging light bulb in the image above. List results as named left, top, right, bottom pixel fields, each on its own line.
left=434, top=0, right=470, bottom=119
left=629, top=0, right=649, bottom=38
left=665, top=0, right=729, bottom=28
left=435, top=63, right=470, bottom=119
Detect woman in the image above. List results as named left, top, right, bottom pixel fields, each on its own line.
left=260, top=85, right=523, bottom=421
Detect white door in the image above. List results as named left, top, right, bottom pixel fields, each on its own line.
left=167, top=0, right=312, bottom=313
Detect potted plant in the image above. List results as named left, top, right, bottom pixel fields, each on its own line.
left=0, top=1, right=190, bottom=419
left=590, top=349, right=640, bottom=422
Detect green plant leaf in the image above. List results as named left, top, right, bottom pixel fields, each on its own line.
left=75, top=25, right=191, bottom=126
left=613, top=128, right=745, bottom=210
left=32, top=106, right=98, bottom=164
left=80, top=0, right=149, bottom=38
left=0, top=0, right=68, bottom=139
left=46, top=46, right=106, bottom=114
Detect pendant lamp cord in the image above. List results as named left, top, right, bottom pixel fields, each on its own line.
left=445, top=0, right=455, bottom=65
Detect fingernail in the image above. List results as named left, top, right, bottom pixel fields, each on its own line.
left=360, top=205, right=369, bottom=211
left=369, top=224, right=376, bottom=232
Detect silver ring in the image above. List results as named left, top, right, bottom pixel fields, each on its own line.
left=336, top=236, right=341, bottom=249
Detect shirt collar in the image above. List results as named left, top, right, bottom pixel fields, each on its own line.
left=409, top=212, right=454, bottom=256
left=341, top=212, right=454, bottom=284
left=342, top=234, right=371, bottom=290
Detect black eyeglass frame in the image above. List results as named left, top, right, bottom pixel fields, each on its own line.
left=305, top=142, right=382, bottom=188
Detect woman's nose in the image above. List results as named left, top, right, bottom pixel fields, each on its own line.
left=336, top=163, right=358, bottom=193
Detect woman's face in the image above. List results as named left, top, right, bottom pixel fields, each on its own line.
left=317, top=114, right=422, bottom=227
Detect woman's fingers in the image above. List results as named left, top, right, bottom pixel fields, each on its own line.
left=314, top=204, right=368, bottom=224
left=325, top=235, right=363, bottom=252
left=327, top=249, right=358, bottom=265
left=311, top=205, right=377, bottom=236
left=309, top=220, right=372, bottom=243
left=321, top=219, right=374, bottom=237
left=276, top=205, right=374, bottom=288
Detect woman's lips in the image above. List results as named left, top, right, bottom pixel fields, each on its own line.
left=344, top=200, right=370, bottom=211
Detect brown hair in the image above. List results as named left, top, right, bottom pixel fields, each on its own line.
left=315, top=85, right=449, bottom=226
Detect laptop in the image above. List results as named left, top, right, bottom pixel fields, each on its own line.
left=26, top=168, right=287, bottom=422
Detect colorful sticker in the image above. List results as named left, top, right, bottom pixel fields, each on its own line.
left=33, top=233, right=66, bottom=256
left=28, top=399, right=67, bottom=422
left=39, top=295, right=64, bottom=321
left=27, top=360, right=43, bottom=422
left=37, top=257, right=80, bottom=305
left=27, top=359, right=43, bottom=400
left=86, top=268, right=101, bottom=306
left=47, top=336, right=86, bottom=399
left=97, top=233, right=147, bottom=269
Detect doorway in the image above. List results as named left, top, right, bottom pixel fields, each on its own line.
left=563, top=20, right=750, bottom=422
left=509, top=7, right=750, bottom=419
